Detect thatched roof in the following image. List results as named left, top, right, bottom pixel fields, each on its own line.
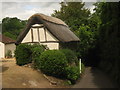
left=0, top=34, right=15, bottom=44
left=15, top=13, right=80, bottom=45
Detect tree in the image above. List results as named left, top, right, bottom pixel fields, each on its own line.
left=52, top=2, right=100, bottom=66
left=94, top=2, right=120, bottom=85
left=2, top=17, right=27, bottom=40
left=52, top=2, right=90, bottom=31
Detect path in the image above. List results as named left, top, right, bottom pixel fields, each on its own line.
left=73, top=67, right=118, bottom=88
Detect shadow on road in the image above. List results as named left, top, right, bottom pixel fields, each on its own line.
left=0, top=66, right=9, bottom=73
left=90, top=67, right=118, bottom=88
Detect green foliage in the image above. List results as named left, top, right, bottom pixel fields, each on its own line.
left=35, top=49, right=84, bottom=84
left=2, top=17, right=27, bottom=40
left=5, top=50, right=12, bottom=58
left=75, top=24, right=97, bottom=65
left=94, top=2, right=120, bottom=85
left=60, top=49, right=78, bottom=65
left=3, top=32, right=16, bottom=40
left=52, top=1, right=99, bottom=66
left=52, top=2, right=90, bottom=31
left=64, top=80, right=72, bottom=85
left=15, top=44, right=32, bottom=66
left=31, top=44, right=45, bottom=68
left=38, top=50, right=68, bottom=78
left=65, top=66, right=80, bottom=84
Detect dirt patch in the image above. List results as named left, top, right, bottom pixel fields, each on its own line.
left=2, top=59, right=70, bottom=88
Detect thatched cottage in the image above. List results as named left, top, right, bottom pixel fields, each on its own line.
left=0, top=34, right=16, bottom=58
left=15, top=13, right=79, bottom=50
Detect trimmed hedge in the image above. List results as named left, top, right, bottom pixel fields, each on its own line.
left=38, top=50, right=68, bottom=78
left=31, top=44, right=45, bottom=68
left=15, top=44, right=32, bottom=66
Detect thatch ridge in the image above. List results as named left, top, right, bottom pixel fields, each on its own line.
left=29, top=13, right=67, bottom=26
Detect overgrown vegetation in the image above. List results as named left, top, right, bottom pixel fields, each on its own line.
left=60, top=49, right=78, bottom=65
left=95, top=2, right=120, bottom=85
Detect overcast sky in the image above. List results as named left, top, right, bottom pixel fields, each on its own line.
left=0, top=0, right=96, bottom=21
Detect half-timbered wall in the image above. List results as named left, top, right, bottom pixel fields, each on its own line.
left=21, top=24, right=59, bottom=50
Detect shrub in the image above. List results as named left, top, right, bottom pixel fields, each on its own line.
left=31, top=44, right=45, bottom=68
left=65, top=66, right=80, bottom=84
left=6, top=50, right=12, bottom=58
left=38, top=50, right=68, bottom=78
left=15, top=44, right=32, bottom=66
left=60, top=49, right=78, bottom=65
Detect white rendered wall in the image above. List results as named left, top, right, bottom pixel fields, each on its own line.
left=22, top=29, right=32, bottom=43
left=0, top=42, right=5, bottom=58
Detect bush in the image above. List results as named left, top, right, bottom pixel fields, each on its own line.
left=38, top=50, right=68, bottom=78
left=65, top=66, right=80, bottom=84
left=60, top=49, right=78, bottom=65
left=15, top=44, right=32, bottom=66
left=31, top=44, right=45, bottom=68
left=6, top=50, right=12, bottom=58
left=35, top=49, right=85, bottom=84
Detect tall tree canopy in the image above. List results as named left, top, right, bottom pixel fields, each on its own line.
left=52, top=2, right=90, bottom=31
left=2, top=17, right=27, bottom=40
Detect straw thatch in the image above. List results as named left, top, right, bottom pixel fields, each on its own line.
left=15, top=13, right=80, bottom=45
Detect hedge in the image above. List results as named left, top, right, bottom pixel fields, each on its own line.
left=38, top=50, right=68, bottom=78
left=31, top=44, right=45, bottom=68
left=15, top=44, right=32, bottom=66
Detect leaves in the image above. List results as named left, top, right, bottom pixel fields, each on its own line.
left=2, top=17, right=27, bottom=40
left=52, top=2, right=90, bottom=31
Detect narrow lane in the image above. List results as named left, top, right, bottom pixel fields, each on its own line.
left=73, top=67, right=118, bottom=88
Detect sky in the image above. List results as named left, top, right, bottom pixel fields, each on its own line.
left=0, top=0, right=98, bottom=21
left=0, top=0, right=120, bottom=21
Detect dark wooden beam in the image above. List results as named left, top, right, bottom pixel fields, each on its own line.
left=44, top=27, right=47, bottom=42
left=37, top=28, right=40, bottom=42
left=31, top=28, right=34, bottom=42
